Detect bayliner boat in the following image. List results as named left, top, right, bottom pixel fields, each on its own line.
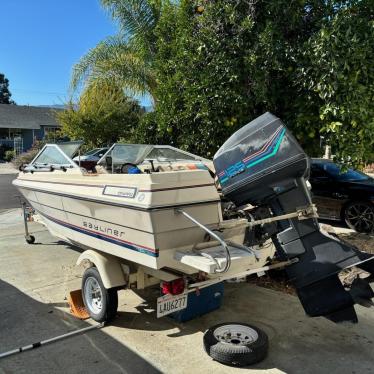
left=13, top=112, right=374, bottom=324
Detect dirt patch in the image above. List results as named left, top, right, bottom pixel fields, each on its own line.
left=248, top=271, right=297, bottom=295
left=337, top=232, right=374, bottom=255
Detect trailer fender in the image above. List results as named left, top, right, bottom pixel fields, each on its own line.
left=76, top=250, right=126, bottom=289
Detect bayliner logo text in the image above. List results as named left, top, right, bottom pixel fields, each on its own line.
left=83, top=221, right=125, bottom=238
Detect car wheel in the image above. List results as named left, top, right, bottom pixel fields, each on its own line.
left=344, top=201, right=374, bottom=233
left=82, top=267, right=118, bottom=322
left=203, top=322, right=268, bottom=367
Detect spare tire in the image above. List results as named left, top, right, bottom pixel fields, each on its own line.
left=203, top=322, right=268, bottom=367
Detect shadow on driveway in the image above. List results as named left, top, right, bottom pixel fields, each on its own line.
left=0, top=279, right=161, bottom=374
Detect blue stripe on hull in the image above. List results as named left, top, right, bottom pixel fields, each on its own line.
left=39, top=211, right=159, bottom=258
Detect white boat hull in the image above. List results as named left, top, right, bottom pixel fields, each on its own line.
left=14, top=169, right=258, bottom=273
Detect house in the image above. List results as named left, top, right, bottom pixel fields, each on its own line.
left=0, top=104, right=61, bottom=154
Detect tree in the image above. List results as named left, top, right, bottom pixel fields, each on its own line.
left=141, top=1, right=256, bottom=156
left=56, top=81, right=142, bottom=148
left=141, top=0, right=374, bottom=165
left=71, top=0, right=161, bottom=99
left=73, top=0, right=374, bottom=166
left=0, top=73, right=15, bottom=104
left=297, top=0, right=374, bottom=167
left=142, top=0, right=332, bottom=157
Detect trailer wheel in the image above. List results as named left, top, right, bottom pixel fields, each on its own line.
left=82, top=267, right=118, bottom=322
left=203, top=322, right=268, bottom=367
left=25, top=235, right=35, bottom=244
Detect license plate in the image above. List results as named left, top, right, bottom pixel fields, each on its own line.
left=157, top=293, right=188, bottom=318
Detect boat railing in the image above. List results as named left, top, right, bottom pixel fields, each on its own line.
left=21, top=163, right=75, bottom=173
left=175, top=208, right=232, bottom=273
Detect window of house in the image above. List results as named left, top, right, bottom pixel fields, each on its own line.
left=9, top=129, right=22, bottom=138
left=44, top=127, right=59, bottom=135
left=0, top=129, right=22, bottom=140
left=0, top=129, right=8, bottom=139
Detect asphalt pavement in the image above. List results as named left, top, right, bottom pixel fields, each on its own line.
left=0, top=174, right=20, bottom=210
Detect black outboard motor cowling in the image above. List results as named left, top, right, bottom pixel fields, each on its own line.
left=214, top=112, right=374, bottom=323
left=214, top=112, right=309, bottom=206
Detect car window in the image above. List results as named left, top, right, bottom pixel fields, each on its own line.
left=94, top=149, right=107, bottom=157
left=85, top=148, right=100, bottom=156
left=310, top=164, right=328, bottom=179
left=322, top=163, right=369, bottom=181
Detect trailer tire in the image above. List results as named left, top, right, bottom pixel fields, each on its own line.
left=26, top=235, right=35, bottom=244
left=82, top=267, right=118, bottom=323
left=203, top=323, right=268, bottom=367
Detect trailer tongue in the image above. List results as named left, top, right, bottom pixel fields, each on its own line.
left=214, top=112, right=374, bottom=323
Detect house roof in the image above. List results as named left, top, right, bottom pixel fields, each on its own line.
left=0, top=104, right=62, bottom=130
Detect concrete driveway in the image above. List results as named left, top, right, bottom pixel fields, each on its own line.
left=0, top=174, right=19, bottom=210
left=0, top=210, right=374, bottom=374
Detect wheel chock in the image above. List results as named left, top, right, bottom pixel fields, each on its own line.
left=68, top=289, right=90, bottom=320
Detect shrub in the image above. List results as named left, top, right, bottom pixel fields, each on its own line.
left=0, top=144, right=12, bottom=160
left=12, top=147, right=40, bottom=169
left=4, top=150, right=15, bottom=162
left=56, top=82, right=142, bottom=148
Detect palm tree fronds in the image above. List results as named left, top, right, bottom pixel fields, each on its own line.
left=101, top=0, right=161, bottom=39
left=71, top=35, right=155, bottom=96
left=91, top=52, right=155, bottom=95
left=71, top=35, right=123, bottom=89
left=71, top=1, right=161, bottom=100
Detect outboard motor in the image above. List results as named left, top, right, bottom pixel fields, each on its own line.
left=214, top=112, right=374, bottom=323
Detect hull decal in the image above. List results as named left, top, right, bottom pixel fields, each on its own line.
left=138, top=183, right=215, bottom=192
left=14, top=183, right=220, bottom=211
left=27, top=198, right=154, bottom=234
left=38, top=210, right=159, bottom=257
left=14, top=179, right=105, bottom=188
left=15, top=179, right=214, bottom=193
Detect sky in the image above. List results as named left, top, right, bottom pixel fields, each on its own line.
left=1, top=0, right=150, bottom=107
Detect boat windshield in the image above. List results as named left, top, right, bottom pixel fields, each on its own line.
left=108, top=144, right=153, bottom=165
left=55, top=141, right=83, bottom=158
left=98, top=144, right=204, bottom=166
left=26, top=143, right=80, bottom=170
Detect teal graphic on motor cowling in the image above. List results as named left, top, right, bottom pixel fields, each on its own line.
left=226, top=161, right=246, bottom=179
left=219, top=127, right=286, bottom=185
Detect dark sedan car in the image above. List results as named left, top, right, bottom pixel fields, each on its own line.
left=73, top=147, right=108, bottom=171
left=309, top=158, right=374, bottom=233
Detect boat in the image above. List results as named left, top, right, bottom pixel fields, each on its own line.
left=13, top=142, right=262, bottom=274
left=13, top=112, right=374, bottom=324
